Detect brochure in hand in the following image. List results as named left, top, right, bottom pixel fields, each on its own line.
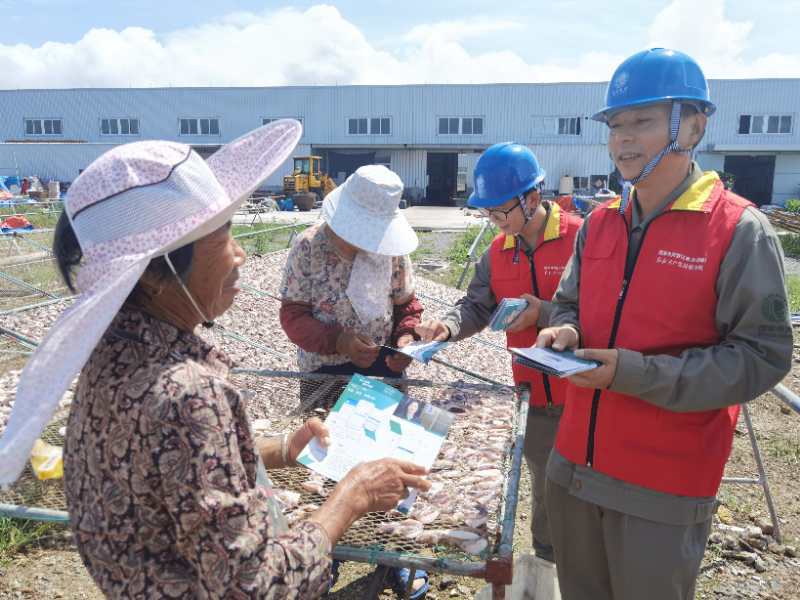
left=296, top=374, right=455, bottom=510
left=509, top=346, right=600, bottom=378
left=488, top=298, right=529, bottom=331
left=383, top=340, right=450, bottom=364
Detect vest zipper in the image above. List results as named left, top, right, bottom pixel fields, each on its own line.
left=527, top=248, right=554, bottom=408
left=585, top=214, right=651, bottom=467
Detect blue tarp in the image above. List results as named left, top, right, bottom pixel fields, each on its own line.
left=0, top=176, right=20, bottom=189
left=0, top=224, right=34, bottom=233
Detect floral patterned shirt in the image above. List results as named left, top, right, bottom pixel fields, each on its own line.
left=63, top=307, right=331, bottom=599
left=280, top=223, right=415, bottom=371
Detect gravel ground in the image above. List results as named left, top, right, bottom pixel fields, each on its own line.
left=1, top=248, right=800, bottom=598
left=0, top=249, right=523, bottom=599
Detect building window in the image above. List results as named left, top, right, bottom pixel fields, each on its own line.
left=24, top=118, right=62, bottom=136
left=461, top=117, right=483, bottom=135
left=180, top=117, right=220, bottom=136
left=573, top=176, right=589, bottom=190
left=438, top=117, right=483, bottom=135
left=558, top=117, right=582, bottom=136
left=369, top=117, right=391, bottom=135
left=262, top=117, right=304, bottom=127
left=101, top=118, right=140, bottom=136
left=739, top=114, right=792, bottom=135
left=347, top=117, right=388, bottom=135
left=438, top=117, right=460, bottom=135
left=347, top=118, right=368, bottom=135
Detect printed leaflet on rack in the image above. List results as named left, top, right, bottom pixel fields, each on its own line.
left=296, top=374, right=455, bottom=510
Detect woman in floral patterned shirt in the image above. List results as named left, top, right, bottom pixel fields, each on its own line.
left=279, top=165, right=431, bottom=598
left=3, top=126, right=430, bottom=599
left=280, top=165, right=424, bottom=379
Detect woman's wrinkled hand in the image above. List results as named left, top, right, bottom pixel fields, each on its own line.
left=287, top=417, right=330, bottom=465
left=336, top=330, right=380, bottom=368
left=339, top=458, right=431, bottom=514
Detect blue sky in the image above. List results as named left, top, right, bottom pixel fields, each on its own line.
left=0, top=0, right=797, bottom=87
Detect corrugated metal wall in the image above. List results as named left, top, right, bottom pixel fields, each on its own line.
left=774, top=154, right=800, bottom=204
left=0, top=143, right=115, bottom=181
left=0, top=83, right=609, bottom=147
left=707, top=80, right=800, bottom=149
left=262, top=143, right=311, bottom=188
left=0, top=141, right=306, bottom=190
left=389, top=149, right=426, bottom=198
left=0, top=80, right=797, bottom=202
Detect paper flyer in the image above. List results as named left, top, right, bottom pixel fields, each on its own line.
left=296, top=374, right=455, bottom=490
left=488, top=298, right=529, bottom=331
left=384, top=340, right=450, bottom=364
left=509, top=346, right=600, bottom=378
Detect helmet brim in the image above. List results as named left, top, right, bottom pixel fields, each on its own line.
left=593, top=97, right=717, bottom=122
left=468, top=172, right=546, bottom=208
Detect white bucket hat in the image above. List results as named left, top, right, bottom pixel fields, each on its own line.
left=322, top=164, right=418, bottom=256
left=0, top=120, right=301, bottom=488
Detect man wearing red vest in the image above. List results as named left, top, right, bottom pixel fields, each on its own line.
left=537, top=48, right=792, bottom=599
left=416, top=142, right=582, bottom=566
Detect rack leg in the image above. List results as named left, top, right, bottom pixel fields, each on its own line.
left=742, top=404, right=782, bottom=543
left=364, top=565, right=390, bottom=599
left=403, top=568, right=417, bottom=599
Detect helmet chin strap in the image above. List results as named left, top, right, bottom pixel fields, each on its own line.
left=618, top=101, right=693, bottom=215
left=164, top=254, right=214, bottom=328
left=519, top=183, right=544, bottom=224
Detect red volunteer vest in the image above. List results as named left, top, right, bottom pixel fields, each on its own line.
left=489, top=204, right=582, bottom=407
left=556, top=172, right=751, bottom=496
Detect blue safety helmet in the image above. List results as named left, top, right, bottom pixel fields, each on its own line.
left=468, top=143, right=546, bottom=208
left=592, top=48, right=716, bottom=123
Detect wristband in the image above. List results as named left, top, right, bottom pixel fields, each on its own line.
left=281, top=433, right=290, bottom=466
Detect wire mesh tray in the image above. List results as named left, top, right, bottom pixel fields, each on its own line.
left=0, top=371, right=528, bottom=585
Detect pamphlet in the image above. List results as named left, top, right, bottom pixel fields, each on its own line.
left=488, top=298, right=529, bottom=331
left=296, top=374, right=455, bottom=508
left=384, top=340, right=450, bottom=364
left=509, top=346, right=600, bottom=378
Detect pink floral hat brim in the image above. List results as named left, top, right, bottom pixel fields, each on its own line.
left=0, top=120, right=301, bottom=488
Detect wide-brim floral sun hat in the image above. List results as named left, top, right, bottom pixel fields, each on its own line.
left=0, top=120, right=301, bottom=488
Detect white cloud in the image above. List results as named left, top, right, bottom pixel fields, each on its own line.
left=403, top=17, right=524, bottom=44
left=0, top=2, right=796, bottom=88
left=647, top=0, right=800, bottom=78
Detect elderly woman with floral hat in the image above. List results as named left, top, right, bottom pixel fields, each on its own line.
left=279, top=164, right=429, bottom=598
left=0, top=121, right=429, bottom=599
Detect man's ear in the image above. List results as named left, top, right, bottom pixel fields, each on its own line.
left=689, top=112, right=708, bottom=147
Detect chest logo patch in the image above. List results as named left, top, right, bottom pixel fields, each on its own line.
left=543, top=265, right=565, bottom=277
left=655, top=249, right=707, bottom=272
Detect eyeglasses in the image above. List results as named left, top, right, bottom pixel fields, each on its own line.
left=478, top=200, right=521, bottom=222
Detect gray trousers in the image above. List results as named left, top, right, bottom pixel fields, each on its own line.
left=545, top=479, right=712, bottom=600
left=522, top=405, right=562, bottom=562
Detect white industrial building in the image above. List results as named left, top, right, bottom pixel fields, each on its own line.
left=0, top=79, right=798, bottom=206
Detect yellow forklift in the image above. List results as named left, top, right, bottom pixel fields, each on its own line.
left=283, top=155, right=337, bottom=211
